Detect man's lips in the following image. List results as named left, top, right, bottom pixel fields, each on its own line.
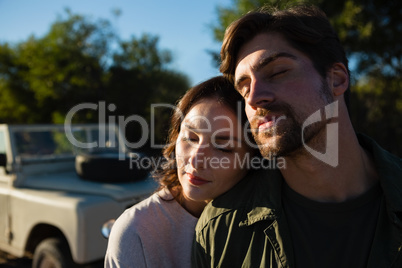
left=258, top=120, right=275, bottom=131
left=257, top=115, right=282, bottom=132
left=187, top=173, right=210, bottom=186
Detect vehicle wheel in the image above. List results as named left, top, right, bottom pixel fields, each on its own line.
left=32, top=238, right=75, bottom=268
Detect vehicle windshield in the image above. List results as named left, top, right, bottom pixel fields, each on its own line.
left=12, top=125, right=125, bottom=160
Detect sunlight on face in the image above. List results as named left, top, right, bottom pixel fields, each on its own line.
left=175, top=99, right=252, bottom=204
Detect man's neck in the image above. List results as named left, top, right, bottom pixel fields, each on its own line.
left=280, top=123, right=379, bottom=203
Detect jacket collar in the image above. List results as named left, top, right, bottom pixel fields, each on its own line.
left=357, top=133, right=402, bottom=228
left=209, top=134, right=402, bottom=229
left=204, top=165, right=283, bottom=228
left=239, top=134, right=402, bottom=228
left=238, top=168, right=284, bottom=227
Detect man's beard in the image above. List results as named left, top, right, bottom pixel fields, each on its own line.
left=250, top=81, right=334, bottom=159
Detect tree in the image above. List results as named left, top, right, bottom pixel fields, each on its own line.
left=0, top=43, right=38, bottom=123
left=106, top=35, right=189, bottom=147
left=211, top=0, right=402, bottom=156
left=350, top=76, right=402, bottom=156
left=0, top=9, right=190, bottom=149
left=0, top=10, right=113, bottom=123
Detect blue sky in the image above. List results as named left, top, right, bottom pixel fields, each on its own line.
left=0, top=0, right=233, bottom=86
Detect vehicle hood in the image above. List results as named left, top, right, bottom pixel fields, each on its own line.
left=21, top=171, right=158, bottom=202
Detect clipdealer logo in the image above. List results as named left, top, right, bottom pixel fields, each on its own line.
left=302, top=101, right=339, bottom=167
left=63, top=100, right=340, bottom=168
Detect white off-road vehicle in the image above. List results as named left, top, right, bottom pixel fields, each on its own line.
left=0, top=124, right=157, bottom=267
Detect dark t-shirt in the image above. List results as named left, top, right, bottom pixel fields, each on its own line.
left=282, top=182, right=382, bottom=268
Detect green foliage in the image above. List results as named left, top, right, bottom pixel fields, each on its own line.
left=350, top=76, right=402, bottom=156
left=211, top=0, right=401, bottom=156
left=0, top=10, right=190, bottom=147
left=113, top=34, right=172, bottom=73
left=0, top=11, right=111, bottom=123
left=213, top=0, right=305, bottom=42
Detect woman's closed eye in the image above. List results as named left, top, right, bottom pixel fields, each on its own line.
left=213, top=142, right=235, bottom=153
left=216, top=147, right=234, bottom=153
left=182, top=135, right=198, bottom=143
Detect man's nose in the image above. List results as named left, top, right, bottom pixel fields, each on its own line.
left=246, top=80, right=275, bottom=109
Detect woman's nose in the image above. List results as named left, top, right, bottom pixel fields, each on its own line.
left=189, top=145, right=208, bottom=169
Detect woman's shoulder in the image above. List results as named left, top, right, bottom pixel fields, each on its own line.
left=107, top=190, right=166, bottom=238
left=120, top=189, right=171, bottom=219
left=105, top=192, right=171, bottom=266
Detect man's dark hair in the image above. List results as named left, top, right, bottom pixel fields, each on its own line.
left=220, top=4, right=351, bottom=109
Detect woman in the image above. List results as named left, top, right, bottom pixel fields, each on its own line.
left=105, top=76, right=256, bottom=268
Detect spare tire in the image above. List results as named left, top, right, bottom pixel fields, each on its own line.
left=75, top=150, right=150, bottom=183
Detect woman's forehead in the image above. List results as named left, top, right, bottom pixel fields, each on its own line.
left=186, top=101, right=236, bottom=121
left=182, top=101, right=241, bottom=133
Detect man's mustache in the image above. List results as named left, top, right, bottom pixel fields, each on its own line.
left=253, top=102, right=294, bottom=120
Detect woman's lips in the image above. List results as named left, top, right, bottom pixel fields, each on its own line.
left=187, top=173, right=210, bottom=186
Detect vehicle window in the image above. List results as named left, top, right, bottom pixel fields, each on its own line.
left=90, top=129, right=120, bottom=151
left=68, top=126, right=122, bottom=153
left=0, top=131, right=6, bottom=154
left=14, top=130, right=75, bottom=158
left=12, top=125, right=124, bottom=159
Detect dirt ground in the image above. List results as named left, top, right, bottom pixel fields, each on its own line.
left=0, top=251, right=104, bottom=268
left=0, top=252, right=31, bottom=267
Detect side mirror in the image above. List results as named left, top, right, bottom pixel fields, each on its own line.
left=0, top=153, right=6, bottom=167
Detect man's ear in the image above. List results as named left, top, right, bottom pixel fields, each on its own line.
left=327, top=63, right=349, bottom=96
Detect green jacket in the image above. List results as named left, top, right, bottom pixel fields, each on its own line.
left=192, top=135, right=402, bottom=267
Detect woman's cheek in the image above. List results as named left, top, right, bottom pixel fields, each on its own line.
left=175, top=141, right=191, bottom=169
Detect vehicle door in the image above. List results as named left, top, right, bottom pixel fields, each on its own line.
left=0, top=129, right=10, bottom=245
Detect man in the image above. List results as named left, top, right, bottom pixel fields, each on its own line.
left=192, top=5, right=402, bottom=268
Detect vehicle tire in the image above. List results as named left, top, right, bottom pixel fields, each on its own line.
left=32, top=237, right=75, bottom=268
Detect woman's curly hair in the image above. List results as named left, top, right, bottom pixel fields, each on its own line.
left=152, top=76, right=254, bottom=198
